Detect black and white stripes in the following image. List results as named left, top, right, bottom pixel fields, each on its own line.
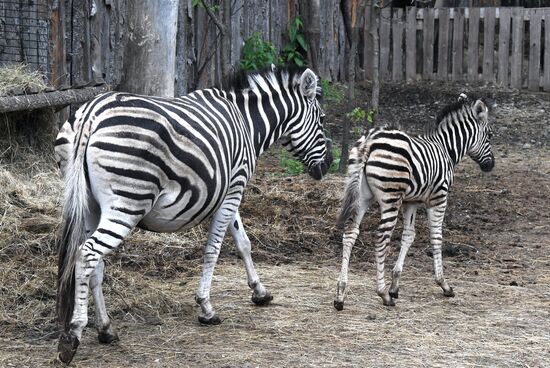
left=55, top=66, right=331, bottom=364
left=334, top=95, right=494, bottom=310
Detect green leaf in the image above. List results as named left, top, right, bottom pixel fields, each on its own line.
left=296, top=34, right=308, bottom=52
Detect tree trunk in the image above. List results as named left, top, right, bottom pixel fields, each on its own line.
left=339, top=0, right=365, bottom=173
left=370, top=0, right=380, bottom=115
left=221, top=0, right=232, bottom=87
left=299, top=0, right=320, bottom=72
left=119, top=0, right=179, bottom=97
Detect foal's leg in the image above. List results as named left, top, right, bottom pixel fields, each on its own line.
left=334, top=202, right=369, bottom=311
left=196, top=196, right=242, bottom=324
left=427, top=203, right=455, bottom=297
left=389, top=203, right=418, bottom=299
left=229, top=210, right=272, bottom=305
left=374, top=200, right=402, bottom=306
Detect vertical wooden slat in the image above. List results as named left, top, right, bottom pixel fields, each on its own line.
left=483, top=8, right=496, bottom=82
left=364, top=4, right=372, bottom=80
left=543, top=9, right=550, bottom=91
left=528, top=8, right=542, bottom=91
left=423, top=8, right=434, bottom=79
left=405, top=6, right=417, bottom=82
left=392, top=9, right=404, bottom=81
left=497, top=7, right=511, bottom=86
left=467, top=7, right=480, bottom=81
left=452, top=8, right=464, bottom=81
left=437, top=8, right=450, bottom=80
left=379, top=7, right=391, bottom=79
left=510, top=7, right=524, bottom=89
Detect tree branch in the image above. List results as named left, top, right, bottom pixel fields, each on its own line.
left=199, top=0, right=226, bottom=35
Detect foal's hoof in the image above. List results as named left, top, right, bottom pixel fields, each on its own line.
left=334, top=300, right=344, bottom=311
left=198, top=314, right=222, bottom=325
left=98, top=330, right=119, bottom=344
left=57, top=332, right=79, bottom=365
left=382, top=296, right=396, bottom=307
left=443, top=287, right=455, bottom=298
left=389, top=290, right=399, bottom=299
left=252, top=291, right=273, bottom=306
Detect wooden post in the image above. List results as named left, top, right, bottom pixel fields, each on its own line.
left=423, top=8, right=434, bottom=79
left=497, top=7, right=511, bottom=87
left=379, top=7, right=391, bottom=80
left=467, top=7, right=480, bottom=81
left=510, top=7, right=524, bottom=89
left=543, top=9, right=550, bottom=91
left=437, top=8, right=450, bottom=80
left=119, top=0, right=179, bottom=97
left=392, top=9, right=404, bottom=81
left=528, top=9, right=542, bottom=91
left=452, top=8, right=465, bottom=81
left=405, top=7, right=417, bottom=82
left=482, top=8, right=496, bottom=83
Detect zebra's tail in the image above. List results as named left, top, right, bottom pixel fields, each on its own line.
left=57, top=126, right=90, bottom=332
left=337, top=132, right=372, bottom=227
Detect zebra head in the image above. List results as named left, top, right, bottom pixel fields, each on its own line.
left=467, top=99, right=495, bottom=172
left=281, top=68, right=333, bottom=180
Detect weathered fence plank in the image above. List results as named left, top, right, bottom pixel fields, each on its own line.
left=528, top=9, right=542, bottom=91
left=423, top=8, right=434, bottom=79
left=543, top=9, right=550, bottom=91
left=511, top=7, right=524, bottom=89
left=467, top=7, right=480, bottom=81
left=483, top=8, right=496, bottom=82
left=451, top=8, right=465, bottom=81
left=437, top=8, right=450, bottom=80
left=379, top=7, right=391, bottom=79
left=392, top=9, right=404, bottom=81
left=405, top=6, right=416, bottom=82
left=497, top=7, right=511, bottom=86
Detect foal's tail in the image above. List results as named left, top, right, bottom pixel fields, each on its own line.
left=56, top=119, right=91, bottom=331
left=337, top=131, right=373, bottom=227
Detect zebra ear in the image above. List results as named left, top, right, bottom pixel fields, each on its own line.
left=299, top=68, right=318, bottom=100
left=474, top=99, right=488, bottom=119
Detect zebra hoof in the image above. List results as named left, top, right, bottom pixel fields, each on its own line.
left=57, top=332, right=79, bottom=365
left=98, top=329, right=119, bottom=344
left=443, top=287, right=455, bottom=298
left=252, top=291, right=273, bottom=306
left=382, top=296, right=396, bottom=307
left=389, top=290, right=399, bottom=299
left=198, top=314, right=222, bottom=325
left=334, top=300, right=344, bottom=311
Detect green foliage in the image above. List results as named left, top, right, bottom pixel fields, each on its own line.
left=279, top=150, right=304, bottom=175
left=192, top=0, right=220, bottom=12
left=328, top=146, right=341, bottom=173
left=320, top=79, right=345, bottom=105
left=281, top=17, right=308, bottom=67
left=346, top=107, right=367, bottom=123
left=239, top=32, right=280, bottom=71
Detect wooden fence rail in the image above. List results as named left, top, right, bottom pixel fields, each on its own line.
left=372, top=6, right=550, bottom=91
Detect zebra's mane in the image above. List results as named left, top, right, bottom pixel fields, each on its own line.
left=435, top=94, right=493, bottom=125
left=225, top=65, right=323, bottom=98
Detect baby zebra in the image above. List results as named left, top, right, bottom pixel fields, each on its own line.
left=334, top=95, right=494, bottom=309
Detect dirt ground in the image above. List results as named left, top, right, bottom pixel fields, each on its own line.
left=0, top=81, right=548, bottom=367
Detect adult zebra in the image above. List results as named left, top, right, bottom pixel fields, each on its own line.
left=55, top=66, right=332, bottom=364
left=334, top=95, right=494, bottom=310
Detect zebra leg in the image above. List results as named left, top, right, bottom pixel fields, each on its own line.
left=82, top=205, right=118, bottom=344
left=59, top=217, right=135, bottom=362
left=427, top=204, right=455, bottom=297
left=90, top=260, right=119, bottom=344
left=389, top=204, right=418, bottom=299
left=196, top=201, right=240, bottom=325
left=334, top=204, right=369, bottom=311
left=229, top=210, right=272, bottom=306
left=375, top=202, right=401, bottom=306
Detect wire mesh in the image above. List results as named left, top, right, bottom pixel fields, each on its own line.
left=0, top=0, right=50, bottom=75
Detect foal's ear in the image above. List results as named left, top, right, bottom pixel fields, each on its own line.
left=299, top=68, right=318, bottom=100
left=474, top=99, right=488, bottom=119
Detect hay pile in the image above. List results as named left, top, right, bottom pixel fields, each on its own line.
left=0, top=64, right=48, bottom=97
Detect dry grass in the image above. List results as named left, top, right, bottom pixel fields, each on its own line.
left=0, top=64, right=48, bottom=97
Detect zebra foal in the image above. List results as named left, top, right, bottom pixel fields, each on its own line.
left=54, top=66, right=332, bottom=364
left=334, top=95, right=494, bottom=310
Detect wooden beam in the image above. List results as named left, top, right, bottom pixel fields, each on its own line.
left=0, top=86, right=109, bottom=113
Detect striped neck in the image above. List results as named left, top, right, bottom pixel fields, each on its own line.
left=231, top=79, right=297, bottom=158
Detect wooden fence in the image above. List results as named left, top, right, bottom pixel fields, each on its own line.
left=3, top=2, right=550, bottom=94
left=372, top=6, right=550, bottom=91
